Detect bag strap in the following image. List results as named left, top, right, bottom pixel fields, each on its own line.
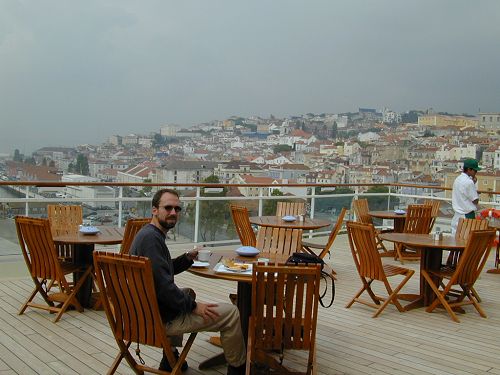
left=319, top=270, right=335, bottom=308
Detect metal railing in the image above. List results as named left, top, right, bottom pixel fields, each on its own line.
left=1, top=181, right=498, bottom=259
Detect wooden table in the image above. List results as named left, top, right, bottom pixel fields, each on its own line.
left=380, top=232, right=466, bottom=310
left=369, top=210, right=407, bottom=232
left=188, top=249, right=330, bottom=369
left=249, top=216, right=331, bottom=230
left=53, top=226, right=124, bottom=307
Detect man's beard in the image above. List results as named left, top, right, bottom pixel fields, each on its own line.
left=158, top=217, right=177, bottom=231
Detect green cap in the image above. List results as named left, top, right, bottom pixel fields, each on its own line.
left=463, top=159, right=481, bottom=171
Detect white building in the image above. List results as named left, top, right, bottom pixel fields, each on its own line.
left=62, top=174, right=116, bottom=208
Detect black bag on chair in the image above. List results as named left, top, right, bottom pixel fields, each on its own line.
left=286, top=252, right=334, bottom=308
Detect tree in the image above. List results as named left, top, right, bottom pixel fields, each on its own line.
left=186, top=175, right=230, bottom=242
left=315, top=186, right=354, bottom=214
left=74, top=154, right=89, bottom=175
left=273, top=144, right=293, bottom=153
left=366, top=186, right=399, bottom=211
left=263, top=189, right=284, bottom=215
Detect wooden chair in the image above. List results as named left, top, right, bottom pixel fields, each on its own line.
left=94, top=251, right=197, bottom=374
left=345, top=221, right=415, bottom=318
left=302, top=208, right=347, bottom=277
left=352, top=198, right=392, bottom=256
left=423, top=199, right=441, bottom=232
left=395, top=204, right=433, bottom=264
left=422, top=229, right=495, bottom=323
left=230, top=204, right=256, bottom=246
left=444, top=218, right=489, bottom=302
left=246, top=262, right=321, bottom=375
left=47, top=204, right=83, bottom=262
left=15, top=216, right=92, bottom=323
left=119, top=218, right=150, bottom=255
left=276, top=201, right=305, bottom=217
left=256, top=226, right=303, bottom=256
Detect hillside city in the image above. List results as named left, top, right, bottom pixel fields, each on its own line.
left=1, top=108, right=500, bottom=209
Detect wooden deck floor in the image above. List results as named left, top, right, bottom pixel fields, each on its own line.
left=1, top=234, right=500, bottom=375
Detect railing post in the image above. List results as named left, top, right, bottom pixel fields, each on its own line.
left=310, top=187, right=315, bottom=219
left=258, top=187, right=263, bottom=216
left=118, top=187, right=123, bottom=227
left=25, top=185, right=29, bottom=216
left=387, top=185, right=392, bottom=210
left=194, top=186, right=200, bottom=243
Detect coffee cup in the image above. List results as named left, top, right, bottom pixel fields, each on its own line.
left=197, top=249, right=212, bottom=262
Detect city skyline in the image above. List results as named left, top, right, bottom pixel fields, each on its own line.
left=1, top=0, right=499, bottom=154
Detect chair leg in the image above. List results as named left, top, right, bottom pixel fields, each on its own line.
left=422, top=271, right=460, bottom=323
left=470, top=286, right=482, bottom=303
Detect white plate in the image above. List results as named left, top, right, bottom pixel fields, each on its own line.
left=394, top=210, right=406, bottom=215
left=235, top=246, right=260, bottom=257
left=192, top=261, right=210, bottom=268
left=214, top=263, right=253, bottom=275
left=281, top=215, right=297, bottom=222
left=79, top=226, right=100, bottom=234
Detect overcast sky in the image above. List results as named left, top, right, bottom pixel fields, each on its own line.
left=1, top=0, right=499, bottom=155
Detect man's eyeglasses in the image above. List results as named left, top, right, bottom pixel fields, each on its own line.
left=161, top=205, right=182, bottom=213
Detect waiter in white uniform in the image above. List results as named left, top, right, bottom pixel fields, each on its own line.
left=451, top=158, right=481, bottom=234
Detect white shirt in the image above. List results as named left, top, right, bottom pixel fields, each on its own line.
left=452, top=172, right=478, bottom=215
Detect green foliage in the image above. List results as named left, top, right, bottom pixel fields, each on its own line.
left=315, top=186, right=354, bottom=214
left=186, top=175, right=230, bottom=242
left=13, top=149, right=23, bottom=162
left=74, top=154, right=89, bottom=175
left=273, top=144, right=293, bottom=153
left=263, top=189, right=284, bottom=215
left=366, top=186, right=399, bottom=210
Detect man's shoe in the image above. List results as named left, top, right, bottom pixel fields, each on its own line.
left=227, top=363, right=246, bottom=375
left=159, top=349, right=188, bottom=372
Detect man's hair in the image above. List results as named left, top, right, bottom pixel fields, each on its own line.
left=152, top=188, right=180, bottom=208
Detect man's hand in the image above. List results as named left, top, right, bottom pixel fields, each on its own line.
left=186, top=246, right=201, bottom=261
left=194, top=301, right=219, bottom=322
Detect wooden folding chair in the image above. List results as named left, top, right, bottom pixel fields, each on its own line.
left=230, top=204, right=256, bottom=246
left=276, top=201, right=306, bottom=217
left=423, top=199, right=441, bottom=232
left=302, top=208, right=347, bottom=277
left=247, top=262, right=321, bottom=375
left=15, top=216, right=92, bottom=323
left=94, top=251, right=197, bottom=374
left=47, top=204, right=83, bottom=263
left=352, top=198, right=392, bottom=256
left=119, top=218, right=150, bottom=255
left=444, top=218, right=489, bottom=302
left=345, top=221, right=415, bottom=318
left=395, top=204, right=432, bottom=264
left=422, top=229, right=495, bottom=323
left=256, top=226, right=303, bottom=256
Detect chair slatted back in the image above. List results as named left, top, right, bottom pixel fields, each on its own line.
left=16, top=216, right=64, bottom=283
left=318, top=207, right=347, bottom=259
left=276, top=201, right=305, bottom=217
left=249, top=263, right=320, bottom=374
left=256, top=227, right=303, bottom=255
left=423, top=199, right=441, bottom=231
left=403, top=205, right=432, bottom=234
left=455, top=218, right=489, bottom=240
left=120, top=218, right=150, bottom=255
left=230, top=205, right=256, bottom=247
left=346, top=221, right=385, bottom=281
left=94, top=252, right=168, bottom=347
left=452, top=230, right=495, bottom=286
left=47, top=205, right=83, bottom=235
left=352, top=199, right=373, bottom=225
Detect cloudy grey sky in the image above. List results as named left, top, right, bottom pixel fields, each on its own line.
left=1, top=0, right=499, bottom=155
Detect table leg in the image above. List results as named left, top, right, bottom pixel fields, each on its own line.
left=198, top=281, right=251, bottom=370
left=73, top=244, right=94, bottom=308
left=421, top=247, right=443, bottom=306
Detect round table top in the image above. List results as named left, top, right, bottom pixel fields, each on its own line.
left=369, top=210, right=407, bottom=220
left=53, top=226, right=124, bottom=245
left=188, top=250, right=290, bottom=282
left=249, top=216, right=331, bottom=230
left=379, top=232, right=466, bottom=250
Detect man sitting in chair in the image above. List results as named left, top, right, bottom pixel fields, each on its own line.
left=130, top=188, right=246, bottom=375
